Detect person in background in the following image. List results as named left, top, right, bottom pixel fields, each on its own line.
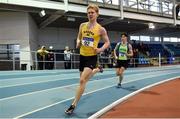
left=46, top=46, right=54, bottom=70
left=64, top=46, right=72, bottom=69
left=176, top=4, right=180, bottom=19
left=133, top=48, right=139, bottom=67
left=37, top=46, right=49, bottom=70
left=114, top=33, right=133, bottom=88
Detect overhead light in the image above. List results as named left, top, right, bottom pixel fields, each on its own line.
left=49, top=46, right=53, bottom=49
left=39, top=10, right=46, bottom=17
left=148, top=23, right=155, bottom=29
left=67, top=17, right=75, bottom=22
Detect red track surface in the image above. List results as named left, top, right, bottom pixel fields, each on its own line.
left=101, top=78, right=180, bottom=118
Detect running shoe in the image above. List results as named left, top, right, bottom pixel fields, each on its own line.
left=98, top=65, right=103, bottom=73
left=65, top=105, right=75, bottom=115
left=117, top=83, right=121, bottom=88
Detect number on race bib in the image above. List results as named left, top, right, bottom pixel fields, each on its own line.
left=82, top=37, right=94, bottom=47
left=119, top=52, right=125, bottom=57
left=84, top=40, right=90, bottom=46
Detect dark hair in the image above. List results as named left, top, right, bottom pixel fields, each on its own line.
left=121, top=33, right=128, bottom=37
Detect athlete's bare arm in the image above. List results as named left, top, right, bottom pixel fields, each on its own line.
left=126, top=44, right=133, bottom=57
left=114, top=44, right=118, bottom=59
left=94, top=27, right=110, bottom=54
left=76, top=23, right=84, bottom=49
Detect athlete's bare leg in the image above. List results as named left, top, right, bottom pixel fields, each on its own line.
left=116, top=67, right=125, bottom=87
left=65, top=67, right=93, bottom=114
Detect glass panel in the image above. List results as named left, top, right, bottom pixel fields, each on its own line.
left=129, top=0, right=138, bottom=8
left=170, top=37, right=178, bottom=42
left=140, top=36, right=150, bottom=41
left=178, top=38, right=180, bottom=42
left=0, top=44, right=20, bottom=60
left=150, top=0, right=160, bottom=12
left=130, top=36, right=140, bottom=41
left=164, top=37, right=170, bottom=42
left=154, top=37, right=160, bottom=41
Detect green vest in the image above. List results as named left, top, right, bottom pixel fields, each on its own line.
left=118, top=44, right=128, bottom=60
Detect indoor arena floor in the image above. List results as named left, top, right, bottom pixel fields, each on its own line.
left=0, top=65, right=180, bottom=118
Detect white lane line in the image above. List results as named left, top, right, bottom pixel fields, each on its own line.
left=0, top=71, right=59, bottom=76
left=0, top=83, right=78, bottom=101
left=13, top=75, right=144, bottom=119
left=13, top=72, right=180, bottom=119
left=0, top=76, right=79, bottom=88
left=0, top=65, right=176, bottom=81
left=0, top=71, right=79, bottom=83
left=0, top=74, right=64, bottom=82
left=13, top=83, right=116, bottom=119
left=1, top=65, right=179, bottom=88
left=0, top=72, right=114, bottom=88
left=1, top=66, right=177, bottom=88
left=13, top=97, right=73, bottom=119
left=0, top=70, right=178, bottom=101
left=88, top=76, right=180, bottom=119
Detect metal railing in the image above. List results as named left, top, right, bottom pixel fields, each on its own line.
left=0, top=49, right=179, bottom=71
left=66, top=0, right=174, bottom=16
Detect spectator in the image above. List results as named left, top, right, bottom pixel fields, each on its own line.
left=132, top=40, right=138, bottom=50
left=144, top=44, right=150, bottom=56
left=37, top=46, right=49, bottom=70
left=176, top=4, right=180, bottom=19
left=133, top=48, right=139, bottom=67
left=64, top=46, right=71, bottom=69
left=45, top=46, right=54, bottom=70
left=139, top=42, right=145, bottom=53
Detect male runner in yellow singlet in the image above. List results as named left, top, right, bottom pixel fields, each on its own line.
left=65, top=4, right=110, bottom=115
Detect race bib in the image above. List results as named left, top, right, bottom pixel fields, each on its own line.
left=119, top=52, right=125, bottom=57
left=82, top=37, right=94, bottom=47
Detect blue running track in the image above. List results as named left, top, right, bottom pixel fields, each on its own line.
left=0, top=65, right=179, bottom=118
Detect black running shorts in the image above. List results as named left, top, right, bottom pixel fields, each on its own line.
left=116, top=60, right=129, bottom=69
left=79, top=55, right=97, bottom=72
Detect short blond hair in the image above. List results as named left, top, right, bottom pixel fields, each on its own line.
left=87, top=4, right=99, bottom=14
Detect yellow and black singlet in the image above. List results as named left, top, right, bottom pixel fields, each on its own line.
left=80, top=22, right=101, bottom=56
